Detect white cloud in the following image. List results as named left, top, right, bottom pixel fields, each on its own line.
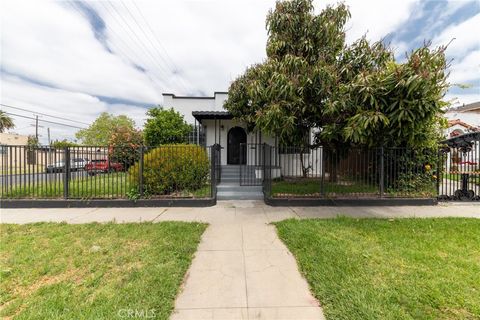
left=432, top=12, right=480, bottom=57
left=448, top=49, right=480, bottom=84
left=0, top=75, right=148, bottom=143
left=315, top=0, right=419, bottom=44
left=1, top=0, right=478, bottom=144
left=1, top=0, right=162, bottom=103
left=444, top=92, right=480, bottom=107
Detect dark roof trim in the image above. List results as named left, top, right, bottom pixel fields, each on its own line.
left=192, top=111, right=233, bottom=121
left=163, top=92, right=228, bottom=100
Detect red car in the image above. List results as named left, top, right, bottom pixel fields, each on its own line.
left=85, top=159, right=124, bottom=175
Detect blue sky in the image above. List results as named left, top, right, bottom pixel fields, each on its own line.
left=0, top=0, right=479, bottom=142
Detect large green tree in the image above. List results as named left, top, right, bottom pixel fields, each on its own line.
left=0, top=111, right=15, bottom=133
left=144, top=107, right=191, bottom=146
left=75, top=112, right=136, bottom=145
left=225, top=0, right=448, bottom=149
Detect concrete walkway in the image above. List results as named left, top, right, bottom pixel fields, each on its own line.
left=1, top=202, right=480, bottom=320
left=2, top=201, right=480, bottom=224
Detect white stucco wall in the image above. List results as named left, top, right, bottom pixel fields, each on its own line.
left=202, top=119, right=276, bottom=166
left=161, top=91, right=325, bottom=175
left=162, top=92, right=227, bottom=124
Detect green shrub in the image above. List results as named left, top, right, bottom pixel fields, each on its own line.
left=129, top=145, right=210, bottom=195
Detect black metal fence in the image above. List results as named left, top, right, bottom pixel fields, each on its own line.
left=2, top=141, right=479, bottom=202
left=438, top=141, right=480, bottom=200
left=239, top=143, right=264, bottom=186
left=263, top=145, right=440, bottom=200
left=0, top=145, right=217, bottom=200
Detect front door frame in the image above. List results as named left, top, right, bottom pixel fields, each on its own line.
left=227, top=126, right=247, bottom=165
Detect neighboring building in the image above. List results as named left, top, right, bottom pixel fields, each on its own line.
left=445, top=101, right=480, bottom=137
left=446, top=119, right=478, bottom=138
left=0, top=133, right=29, bottom=146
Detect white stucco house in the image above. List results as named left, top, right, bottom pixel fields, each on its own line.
left=445, top=101, right=480, bottom=137
left=162, top=92, right=322, bottom=185
left=164, top=91, right=275, bottom=166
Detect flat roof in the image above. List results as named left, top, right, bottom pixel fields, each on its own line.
left=163, top=92, right=228, bottom=100
left=192, top=111, right=233, bottom=121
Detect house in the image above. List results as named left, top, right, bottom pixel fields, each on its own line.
left=445, top=101, right=480, bottom=137
left=163, top=92, right=322, bottom=199
left=446, top=119, right=478, bottom=138
left=0, top=132, right=29, bottom=146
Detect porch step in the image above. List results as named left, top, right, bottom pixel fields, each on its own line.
left=216, top=183, right=263, bottom=200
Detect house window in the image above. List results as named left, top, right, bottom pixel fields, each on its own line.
left=0, top=145, right=7, bottom=155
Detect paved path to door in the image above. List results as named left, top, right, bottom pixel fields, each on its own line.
left=2, top=202, right=480, bottom=320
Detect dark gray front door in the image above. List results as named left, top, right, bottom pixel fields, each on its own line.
left=227, top=127, right=246, bottom=164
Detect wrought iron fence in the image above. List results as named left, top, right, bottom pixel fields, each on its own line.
left=263, top=145, right=439, bottom=199
left=438, top=141, right=480, bottom=200
left=0, top=145, right=217, bottom=200
left=239, top=143, right=264, bottom=186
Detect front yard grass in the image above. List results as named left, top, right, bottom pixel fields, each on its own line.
left=1, top=172, right=212, bottom=199
left=0, top=222, right=207, bottom=319
left=271, top=178, right=378, bottom=197
left=275, top=218, right=480, bottom=320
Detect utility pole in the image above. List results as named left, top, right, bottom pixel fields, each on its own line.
left=47, top=128, right=51, bottom=145
left=35, top=115, right=39, bottom=141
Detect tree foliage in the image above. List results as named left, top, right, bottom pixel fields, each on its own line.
left=0, top=111, right=15, bottom=133
left=50, top=139, right=78, bottom=148
left=75, top=112, right=136, bottom=146
left=225, top=0, right=449, bottom=149
left=144, top=107, right=191, bottom=147
left=108, top=126, right=143, bottom=168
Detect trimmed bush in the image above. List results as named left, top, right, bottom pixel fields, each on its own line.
left=129, top=145, right=210, bottom=195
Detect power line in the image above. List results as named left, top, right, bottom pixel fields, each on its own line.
left=104, top=1, right=177, bottom=80
left=102, top=1, right=189, bottom=92
left=96, top=1, right=173, bottom=88
left=129, top=0, right=191, bottom=90
left=120, top=0, right=190, bottom=90
left=2, top=111, right=86, bottom=130
left=66, top=1, right=166, bottom=93
left=0, top=103, right=90, bottom=126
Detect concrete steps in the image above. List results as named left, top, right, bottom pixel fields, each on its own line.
left=217, top=166, right=263, bottom=200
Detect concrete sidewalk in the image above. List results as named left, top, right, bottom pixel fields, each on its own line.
left=1, top=202, right=479, bottom=320
left=1, top=201, right=480, bottom=224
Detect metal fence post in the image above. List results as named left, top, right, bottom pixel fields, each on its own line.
left=436, top=149, right=441, bottom=198
left=63, top=147, right=70, bottom=199
left=320, top=147, right=326, bottom=197
left=262, top=143, right=266, bottom=183
left=379, top=146, right=384, bottom=197
left=138, top=146, right=144, bottom=197
left=210, top=146, right=216, bottom=198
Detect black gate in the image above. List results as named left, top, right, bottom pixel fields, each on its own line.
left=438, top=132, right=480, bottom=201
left=239, top=143, right=264, bottom=186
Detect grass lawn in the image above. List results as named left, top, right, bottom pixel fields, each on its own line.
left=444, top=173, right=480, bottom=185
left=0, top=222, right=207, bottom=319
left=0, top=165, right=44, bottom=175
left=2, top=173, right=212, bottom=199
left=275, top=218, right=480, bottom=320
left=271, top=179, right=378, bottom=197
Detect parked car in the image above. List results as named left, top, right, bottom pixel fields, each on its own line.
left=71, top=158, right=89, bottom=171
left=85, top=159, right=124, bottom=176
left=46, top=158, right=89, bottom=173
left=46, top=161, right=65, bottom=173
